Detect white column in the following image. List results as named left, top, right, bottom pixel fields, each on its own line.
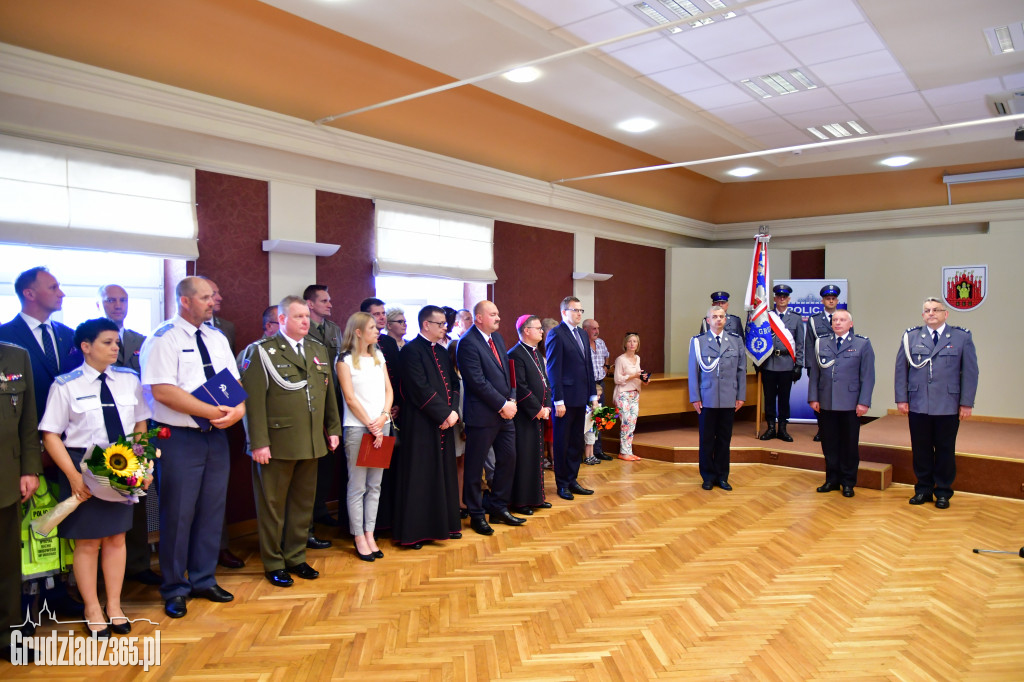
left=268, top=181, right=316, bottom=303
left=573, top=233, right=596, bottom=319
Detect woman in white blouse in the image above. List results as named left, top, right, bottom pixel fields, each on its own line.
left=337, top=312, right=394, bottom=562
left=613, top=332, right=649, bottom=461
left=40, top=318, right=152, bottom=638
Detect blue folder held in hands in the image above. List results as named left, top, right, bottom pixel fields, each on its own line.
left=191, top=368, right=247, bottom=431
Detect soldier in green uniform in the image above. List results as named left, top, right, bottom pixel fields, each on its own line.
left=0, top=343, right=42, bottom=660
left=240, top=296, right=342, bottom=588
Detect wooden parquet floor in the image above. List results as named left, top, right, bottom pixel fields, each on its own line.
left=11, top=462, right=1024, bottom=681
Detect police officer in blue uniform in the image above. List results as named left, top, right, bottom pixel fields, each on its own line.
left=689, top=306, right=746, bottom=491
left=805, top=284, right=845, bottom=442
left=895, top=297, right=978, bottom=509
left=757, top=284, right=805, bottom=442
left=698, top=292, right=744, bottom=337
left=807, top=309, right=874, bottom=497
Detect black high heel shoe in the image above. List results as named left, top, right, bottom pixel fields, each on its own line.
left=105, top=610, right=131, bottom=635
left=353, top=539, right=375, bottom=562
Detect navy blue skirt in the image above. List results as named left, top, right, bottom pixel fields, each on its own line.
left=57, top=447, right=135, bottom=540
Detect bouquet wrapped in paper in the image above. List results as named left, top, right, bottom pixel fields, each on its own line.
left=30, top=426, right=167, bottom=537
left=587, top=405, right=619, bottom=434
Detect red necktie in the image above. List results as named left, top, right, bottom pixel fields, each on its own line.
left=488, top=337, right=502, bottom=365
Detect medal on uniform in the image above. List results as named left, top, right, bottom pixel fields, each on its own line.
left=267, top=347, right=276, bottom=355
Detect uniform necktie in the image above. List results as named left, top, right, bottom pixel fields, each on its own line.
left=826, top=314, right=832, bottom=329
left=715, top=335, right=721, bottom=347
left=836, top=336, right=843, bottom=351
left=195, top=329, right=216, bottom=380
left=40, top=322, right=59, bottom=374
left=488, top=337, right=502, bottom=365
left=296, top=341, right=305, bottom=368
left=98, top=373, right=125, bottom=444
left=932, top=330, right=939, bottom=346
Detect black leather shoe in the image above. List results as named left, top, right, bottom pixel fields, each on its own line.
left=307, top=535, right=332, bottom=549
left=568, top=483, right=594, bottom=495
left=842, top=486, right=855, bottom=497
left=935, top=497, right=950, bottom=509
left=535, top=501, right=553, bottom=509
left=86, top=622, right=111, bottom=639
left=470, top=516, right=494, bottom=535
left=448, top=532, right=462, bottom=540
left=106, top=611, right=131, bottom=635
left=776, top=427, right=794, bottom=442
left=217, top=549, right=244, bottom=569
left=314, top=514, right=341, bottom=527
left=512, top=506, right=534, bottom=515
left=127, top=569, right=162, bottom=586
left=286, top=562, right=319, bottom=580
left=459, top=508, right=470, bottom=519
left=817, top=482, right=840, bottom=493
left=909, top=493, right=933, bottom=505
left=489, top=510, right=526, bottom=526
left=164, top=596, right=187, bottom=619
left=373, top=549, right=385, bottom=557
left=759, top=425, right=776, bottom=440
left=190, top=585, right=234, bottom=602
left=595, top=452, right=614, bottom=461
left=407, top=542, right=423, bottom=550
left=265, top=569, right=294, bottom=588
left=557, top=488, right=574, bottom=500
left=718, top=480, right=732, bottom=491
left=701, top=481, right=714, bottom=490
left=813, top=431, right=821, bottom=442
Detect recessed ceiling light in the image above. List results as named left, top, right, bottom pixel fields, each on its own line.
left=634, top=3, right=682, bottom=33
left=807, top=120, right=870, bottom=140
left=727, top=167, right=759, bottom=177
left=881, top=156, right=915, bottom=167
left=503, top=67, right=541, bottom=83
left=983, top=23, right=1023, bottom=55
left=617, top=117, right=657, bottom=133
left=738, top=70, right=816, bottom=98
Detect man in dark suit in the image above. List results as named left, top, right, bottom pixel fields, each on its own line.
left=204, top=277, right=236, bottom=353
left=0, top=343, right=42, bottom=662
left=545, top=296, right=598, bottom=501
left=456, top=300, right=522, bottom=535
left=361, top=297, right=401, bottom=395
left=0, top=267, right=82, bottom=421
left=507, top=315, right=552, bottom=514
left=98, top=283, right=160, bottom=585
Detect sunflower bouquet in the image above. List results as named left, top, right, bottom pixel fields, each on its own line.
left=30, top=426, right=166, bottom=538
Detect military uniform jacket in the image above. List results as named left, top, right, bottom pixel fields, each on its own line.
left=307, top=318, right=343, bottom=367
left=894, top=325, right=978, bottom=416
left=241, top=333, right=341, bottom=460
left=688, top=331, right=747, bottom=408
left=0, top=342, right=42, bottom=508
left=808, top=334, right=875, bottom=412
left=700, top=314, right=744, bottom=337
left=759, top=308, right=805, bottom=372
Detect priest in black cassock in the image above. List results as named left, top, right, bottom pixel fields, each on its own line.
left=392, top=305, right=462, bottom=549
left=507, top=315, right=551, bottom=514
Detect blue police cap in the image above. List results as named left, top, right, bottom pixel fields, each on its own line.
left=710, top=291, right=730, bottom=302
left=820, top=284, right=841, bottom=297
left=773, top=284, right=793, bottom=296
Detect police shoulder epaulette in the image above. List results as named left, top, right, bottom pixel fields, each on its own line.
left=855, top=334, right=868, bottom=339
left=110, top=366, right=138, bottom=375
left=726, top=331, right=742, bottom=337
left=153, top=322, right=174, bottom=337
left=54, top=368, right=84, bottom=385
left=305, top=337, right=327, bottom=348
left=253, top=337, right=272, bottom=345
left=905, top=326, right=921, bottom=333
left=952, top=325, right=970, bottom=334
left=691, top=334, right=703, bottom=340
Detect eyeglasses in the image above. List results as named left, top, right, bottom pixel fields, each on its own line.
left=102, top=297, right=128, bottom=304
left=524, top=325, right=543, bottom=331
left=392, top=320, right=407, bottom=324
left=425, top=320, right=448, bottom=328
left=567, top=308, right=585, bottom=314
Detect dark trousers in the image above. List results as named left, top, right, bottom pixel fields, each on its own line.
left=819, top=409, right=860, bottom=487
left=698, top=407, right=734, bottom=482
left=253, top=457, right=318, bottom=571
left=0, top=503, right=19, bottom=648
left=553, top=405, right=585, bottom=490
left=908, top=412, right=959, bottom=498
left=464, top=421, right=516, bottom=515
left=154, top=427, right=229, bottom=600
left=761, top=369, right=793, bottom=424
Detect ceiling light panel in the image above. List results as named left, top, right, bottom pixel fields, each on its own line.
left=634, top=3, right=682, bottom=33
left=983, top=23, right=1024, bottom=55
left=737, top=70, right=816, bottom=98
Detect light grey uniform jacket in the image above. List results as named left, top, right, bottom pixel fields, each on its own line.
left=894, top=325, right=978, bottom=416
left=688, top=331, right=747, bottom=408
left=807, top=334, right=875, bottom=411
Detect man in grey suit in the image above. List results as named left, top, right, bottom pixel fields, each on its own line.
left=757, top=284, right=805, bottom=442
left=98, top=283, right=160, bottom=585
left=895, top=297, right=978, bottom=509
left=689, top=306, right=746, bottom=491
left=807, top=309, right=874, bottom=497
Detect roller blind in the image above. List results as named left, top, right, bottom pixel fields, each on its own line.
left=0, top=134, right=198, bottom=258
left=374, top=199, right=495, bottom=282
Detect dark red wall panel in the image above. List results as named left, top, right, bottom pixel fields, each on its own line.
left=316, top=190, right=376, bottom=323
left=594, top=239, right=666, bottom=374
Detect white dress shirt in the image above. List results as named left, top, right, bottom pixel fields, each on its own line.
left=39, top=363, right=151, bottom=448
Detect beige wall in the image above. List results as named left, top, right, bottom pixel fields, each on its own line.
left=827, top=219, right=1021, bottom=419
left=666, top=245, right=792, bottom=373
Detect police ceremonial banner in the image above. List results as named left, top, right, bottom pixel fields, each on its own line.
left=743, top=233, right=795, bottom=366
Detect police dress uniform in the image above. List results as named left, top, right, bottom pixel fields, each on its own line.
left=758, top=297, right=805, bottom=441
left=894, top=324, right=978, bottom=501
left=241, top=332, right=341, bottom=571
left=688, top=330, right=746, bottom=486
left=803, top=285, right=848, bottom=442
left=0, top=343, right=42, bottom=649
left=140, top=315, right=240, bottom=601
left=39, top=364, right=151, bottom=538
left=698, top=292, right=744, bottom=337
left=807, top=332, right=874, bottom=490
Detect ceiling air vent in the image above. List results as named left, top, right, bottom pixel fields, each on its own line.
left=986, top=91, right=1024, bottom=116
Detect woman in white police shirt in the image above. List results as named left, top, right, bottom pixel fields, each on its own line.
left=39, top=318, right=152, bottom=638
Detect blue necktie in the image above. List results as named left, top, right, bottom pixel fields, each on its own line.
left=932, top=330, right=939, bottom=346
left=837, top=336, right=843, bottom=351
left=98, top=373, right=125, bottom=444
left=40, top=323, right=59, bottom=374
left=195, top=329, right=215, bottom=380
